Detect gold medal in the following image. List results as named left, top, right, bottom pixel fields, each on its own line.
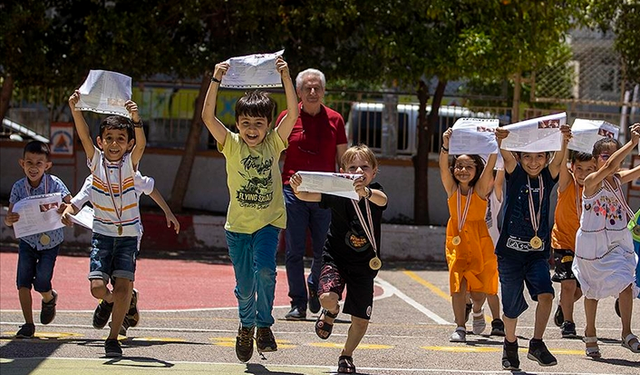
left=530, top=236, right=543, bottom=249
left=633, top=224, right=640, bottom=237
left=369, top=256, right=382, bottom=270
left=118, top=225, right=123, bottom=236
left=40, top=234, right=51, bottom=246
left=452, top=235, right=461, bottom=246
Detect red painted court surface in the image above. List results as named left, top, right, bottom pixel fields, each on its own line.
left=0, top=251, right=383, bottom=311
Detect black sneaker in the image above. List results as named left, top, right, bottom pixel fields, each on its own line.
left=502, top=339, right=520, bottom=371
left=527, top=339, right=557, bottom=366
left=15, top=323, right=35, bottom=338
left=256, top=327, right=278, bottom=353
left=491, top=318, right=505, bottom=336
left=553, top=305, right=564, bottom=327
left=464, top=303, right=473, bottom=323
left=40, top=290, right=57, bottom=325
left=108, top=317, right=131, bottom=337
left=104, top=338, right=122, bottom=358
left=235, top=326, right=254, bottom=362
left=614, top=298, right=621, bottom=318
left=93, top=300, right=114, bottom=329
left=126, top=289, right=139, bottom=327
left=561, top=321, right=576, bottom=338
left=284, top=306, right=306, bottom=321
left=308, top=283, right=321, bottom=314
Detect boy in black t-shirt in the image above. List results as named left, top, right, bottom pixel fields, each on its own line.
left=289, top=144, right=387, bottom=375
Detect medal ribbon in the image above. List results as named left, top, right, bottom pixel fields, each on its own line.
left=103, top=159, right=124, bottom=231
left=456, top=187, right=473, bottom=234
left=527, top=176, right=544, bottom=236
left=351, top=197, right=377, bottom=257
left=603, top=177, right=635, bottom=220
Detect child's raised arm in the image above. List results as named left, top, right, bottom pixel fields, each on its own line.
left=549, top=124, right=571, bottom=179
left=275, top=57, right=299, bottom=141
left=439, top=128, right=456, bottom=197
left=619, top=123, right=640, bottom=185
left=68, top=90, right=95, bottom=160
left=556, top=146, right=572, bottom=193
left=475, top=153, right=498, bottom=199
left=495, top=127, right=516, bottom=174
left=201, top=62, right=231, bottom=147
left=126, top=100, right=146, bottom=170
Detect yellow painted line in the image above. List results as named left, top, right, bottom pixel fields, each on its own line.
left=422, top=346, right=585, bottom=355
left=404, top=271, right=451, bottom=301
left=309, top=342, right=393, bottom=349
left=1, top=331, right=84, bottom=340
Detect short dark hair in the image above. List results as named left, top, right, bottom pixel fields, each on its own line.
left=235, top=90, right=275, bottom=124
left=592, top=137, right=621, bottom=158
left=571, top=151, right=594, bottom=164
left=450, top=154, right=485, bottom=187
left=23, top=140, right=51, bottom=159
left=99, top=115, right=134, bottom=141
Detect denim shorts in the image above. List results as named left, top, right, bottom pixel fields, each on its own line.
left=88, top=233, right=138, bottom=282
left=497, top=254, right=554, bottom=319
left=16, top=240, right=59, bottom=292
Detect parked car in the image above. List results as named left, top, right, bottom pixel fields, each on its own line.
left=346, top=102, right=493, bottom=156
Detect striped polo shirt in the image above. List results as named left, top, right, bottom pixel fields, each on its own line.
left=88, top=146, right=141, bottom=237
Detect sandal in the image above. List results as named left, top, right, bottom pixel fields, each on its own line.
left=337, top=355, right=356, bottom=374
left=583, top=336, right=601, bottom=358
left=315, top=308, right=339, bottom=340
left=622, top=333, right=640, bottom=353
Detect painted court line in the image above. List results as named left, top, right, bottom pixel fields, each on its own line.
left=375, top=277, right=450, bottom=325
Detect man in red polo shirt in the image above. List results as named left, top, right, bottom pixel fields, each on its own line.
left=277, top=68, right=348, bottom=320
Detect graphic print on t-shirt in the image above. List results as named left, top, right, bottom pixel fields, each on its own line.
left=345, top=215, right=370, bottom=252
left=236, top=154, right=274, bottom=209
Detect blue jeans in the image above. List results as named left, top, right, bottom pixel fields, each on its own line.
left=497, top=254, right=554, bottom=319
left=226, top=225, right=279, bottom=328
left=283, top=186, right=331, bottom=309
left=16, top=240, right=59, bottom=292
left=88, top=233, right=139, bottom=282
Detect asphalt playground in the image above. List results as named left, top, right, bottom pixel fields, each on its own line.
left=1, top=247, right=639, bottom=375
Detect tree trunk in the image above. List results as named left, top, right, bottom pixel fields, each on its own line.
left=413, top=80, right=431, bottom=225
left=0, top=74, right=14, bottom=122
left=168, top=72, right=210, bottom=212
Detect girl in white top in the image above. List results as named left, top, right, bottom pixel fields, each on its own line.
left=572, top=123, right=640, bottom=357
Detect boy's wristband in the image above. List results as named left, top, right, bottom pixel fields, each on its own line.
left=133, top=120, right=144, bottom=128
left=365, top=187, right=373, bottom=199
left=441, top=145, right=449, bottom=153
left=211, top=76, right=222, bottom=84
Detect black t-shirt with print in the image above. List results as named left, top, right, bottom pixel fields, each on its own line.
left=319, top=182, right=387, bottom=274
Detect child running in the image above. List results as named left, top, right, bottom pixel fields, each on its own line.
left=439, top=128, right=498, bottom=342
left=5, top=141, right=71, bottom=338
left=289, top=144, right=387, bottom=374
left=550, top=149, right=596, bottom=338
left=494, top=124, right=571, bottom=370
left=68, top=91, right=146, bottom=357
left=201, top=56, right=298, bottom=362
left=572, top=124, right=640, bottom=358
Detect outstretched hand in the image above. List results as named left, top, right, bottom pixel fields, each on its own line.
left=276, top=56, right=290, bottom=78
left=631, top=123, right=640, bottom=142
left=442, top=128, right=452, bottom=148
left=212, top=62, right=230, bottom=82
left=125, top=100, right=141, bottom=123
left=289, top=173, right=302, bottom=194
left=68, top=90, right=80, bottom=109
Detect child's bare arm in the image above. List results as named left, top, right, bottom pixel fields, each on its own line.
left=68, top=90, right=95, bottom=160
left=201, top=62, right=231, bottom=147
left=556, top=145, right=572, bottom=193
left=60, top=203, right=80, bottom=227
left=4, top=203, right=19, bottom=227
left=353, top=176, right=388, bottom=207
left=149, top=188, right=180, bottom=234
left=476, top=153, right=498, bottom=199
left=438, top=128, right=456, bottom=197
left=127, top=100, right=146, bottom=170
left=549, top=124, right=571, bottom=179
left=275, top=57, right=299, bottom=141
left=289, top=173, right=321, bottom=202
left=495, top=128, right=516, bottom=173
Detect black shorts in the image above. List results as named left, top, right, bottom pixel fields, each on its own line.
left=551, top=249, right=579, bottom=285
left=319, top=262, right=375, bottom=320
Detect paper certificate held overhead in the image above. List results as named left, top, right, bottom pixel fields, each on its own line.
left=500, top=112, right=565, bottom=152
left=75, top=70, right=132, bottom=118
left=569, top=119, right=619, bottom=154
left=221, top=50, right=284, bottom=89
left=11, top=193, right=65, bottom=238
left=297, top=171, right=363, bottom=200
left=449, top=118, right=499, bottom=155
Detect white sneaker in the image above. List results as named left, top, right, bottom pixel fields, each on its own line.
left=450, top=327, right=466, bottom=342
left=472, top=309, right=486, bottom=335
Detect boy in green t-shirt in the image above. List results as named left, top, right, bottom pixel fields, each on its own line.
left=201, top=56, right=298, bottom=362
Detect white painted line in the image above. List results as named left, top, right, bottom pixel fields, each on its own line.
left=375, top=277, right=450, bottom=325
